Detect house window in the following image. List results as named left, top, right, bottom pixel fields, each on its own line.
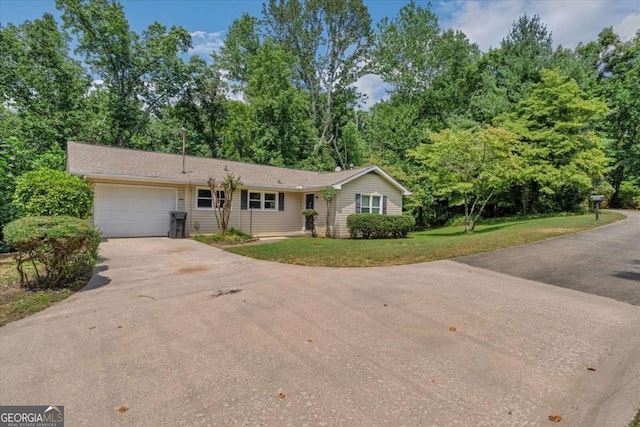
left=357, top=193, right=385, bottom=214
left=247, top=191, right=277, bottom=210
left=361, top=195, right=381, bottom=214
left=249, top=192, right=262, bottom=209
left=264, top=193, right=276, bottom=210
left=197, top=188, right=225, bottom=209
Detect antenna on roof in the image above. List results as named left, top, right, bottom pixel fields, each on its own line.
left=180, top=127, right=187, bottom=174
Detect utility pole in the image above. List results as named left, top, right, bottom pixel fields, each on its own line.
left=181, top=127, right=186, bottom=174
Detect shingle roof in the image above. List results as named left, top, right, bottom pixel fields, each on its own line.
left=67, top=142, right=410, bottom=194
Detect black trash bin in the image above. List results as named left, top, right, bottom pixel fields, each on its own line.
left=169, top=211, right=188, bottom=238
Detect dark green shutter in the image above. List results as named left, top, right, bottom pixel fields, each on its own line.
left=382, top=196, right=387, bottom=214
left=355, top=193, right=361, bottom=213
left=278, top=193, right=285, bottom=211
left=241, top=190, right=248, bottom=210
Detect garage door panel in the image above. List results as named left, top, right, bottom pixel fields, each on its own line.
left=94, top=184, right=177, bottom=238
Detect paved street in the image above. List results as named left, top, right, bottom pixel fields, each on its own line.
left=1, top=236, right=639, bottom=426
left=456, top=211, right=640, bottom=305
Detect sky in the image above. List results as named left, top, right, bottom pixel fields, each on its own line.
left=1, top=0, right=639, bottom=107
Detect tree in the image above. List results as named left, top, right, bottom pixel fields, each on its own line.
left=212, top=13, right=261, bottom=88
left=243, top=41, right=316, bottom=166
left=0, top=13, right=91, bottom=150
left=13, top=168, right=93, bottom=219
left=207, top=173, right=242, bottom=236
left=262, top=0, right=373, bottom=168
left=495, top=69, right=608, bottom=212
left=469, top=14, right=553, bottom=122
left=596, top=28, right=640, bottom=206
left=411, top=126, right=519, bottom=232
left=373, top=1, right=480, bottom=130
left=373, top=1, right=442, bottom=98
left=57, top=0, right=193, bottom=147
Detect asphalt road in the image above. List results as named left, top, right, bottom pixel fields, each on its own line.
left=455, top=210, right=640, bottom=305
left=2, top=237, right=640, bottom=426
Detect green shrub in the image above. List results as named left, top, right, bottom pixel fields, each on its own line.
left=12, top=168, right=93, bottom=218
left=347, top=214, right=415, bottom=239
left=194, top=227, right=253, bottom=245
left=301, top=209, right=318, bottom=237
left=618, top=181, right=640, bottom=209
left=3, top=216, right=101, bottom=288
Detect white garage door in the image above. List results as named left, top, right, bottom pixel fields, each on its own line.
left=94, top=184, right=177, bottom=238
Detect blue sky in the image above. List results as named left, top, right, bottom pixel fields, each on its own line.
left=2, top=0, right=638, bottom=106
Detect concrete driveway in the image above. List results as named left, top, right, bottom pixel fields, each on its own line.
left=456, top=210, right=640, bottom=305
left=1, top=237, right=640, bottom=426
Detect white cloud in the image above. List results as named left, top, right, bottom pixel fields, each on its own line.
left=189, top=30, right=225, bottom=56
left=352, top=73, right=389, bottom=110
left=442, top=0, right=640, bottom=51
left=614, top=14, right=640, bottom=41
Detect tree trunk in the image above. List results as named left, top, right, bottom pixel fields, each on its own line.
left=609, top=164, right=625, bottom=208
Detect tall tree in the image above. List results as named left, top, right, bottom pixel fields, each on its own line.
left=495, top=69, right=608, bottom=213
left=470, top=14, right=553, bottom=122
left=596, top=28, right=640, bottom=206
left=0, top=13, right=91, bottom=150
left=243, top=41, right=316, bottom=166
left=212, top=13, right=261, bottom=88
left=57, top=0, right=193, bottom=147
left=373, top=2, right=480, bottom=130
left=262, top=0, right=373, bottom=168
left=373, top=1, right=441, bottom=98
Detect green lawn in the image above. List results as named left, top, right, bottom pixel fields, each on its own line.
left=227, top=211, right=625, bottom=267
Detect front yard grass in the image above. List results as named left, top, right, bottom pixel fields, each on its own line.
left=0, top=258, right=89, bottom=327
left=227, top=211, right=625, bottom=267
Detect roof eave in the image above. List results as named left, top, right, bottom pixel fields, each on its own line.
left=331, top=166, right=412, bottom=196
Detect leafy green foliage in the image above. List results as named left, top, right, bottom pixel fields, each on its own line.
left=411, top=126, right=519, bottom=232
left=496, top=69, right=608, bottom=213
left=0, top=13, right=91, bottom=150
left=301, top=209, right=318, bottom=237
left=3, top=216, right=101, bottom=288
left=194, top=227, right=253, bottom=245
left=0, top=138, right=66, bottom=251
left=57, top=0, right=193, bottom=147
left=13, top=168, right=93, bottom=218
left=616, top=182, right=640, bottom=209
left=262, top=0, right=373, bottom=168
left=347, top=214, right=415, bottom=239
left=207, top=173, right=242, bottom=236
left=596, top=28, right=640, bottom=207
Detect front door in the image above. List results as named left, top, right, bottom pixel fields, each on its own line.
left=305, top=194, right=315, bottom=230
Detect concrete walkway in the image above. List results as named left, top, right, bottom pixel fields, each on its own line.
left=1, top=237, right=639, bottom=426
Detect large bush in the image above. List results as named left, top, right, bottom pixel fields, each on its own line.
left=3, top=216, right=101, bottom=288
left=617, top=181, right=640, bottom=209
left=12, top=168, right=93, bottom=218
left=347, top=214, right=415, bottom=239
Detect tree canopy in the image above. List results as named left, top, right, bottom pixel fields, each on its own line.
left=1, top=0, right=638, bottom=239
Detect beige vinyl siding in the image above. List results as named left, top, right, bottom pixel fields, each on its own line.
left=237, top=191, right=306, bottom=236
left=334, top=172, right=403, bottom=238
left=185, top=185, right=234, bottom=235
left=186, top=187, right=307, bottom=237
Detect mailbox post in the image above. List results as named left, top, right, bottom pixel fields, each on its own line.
left=590, top=195, right=604, bottom=220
